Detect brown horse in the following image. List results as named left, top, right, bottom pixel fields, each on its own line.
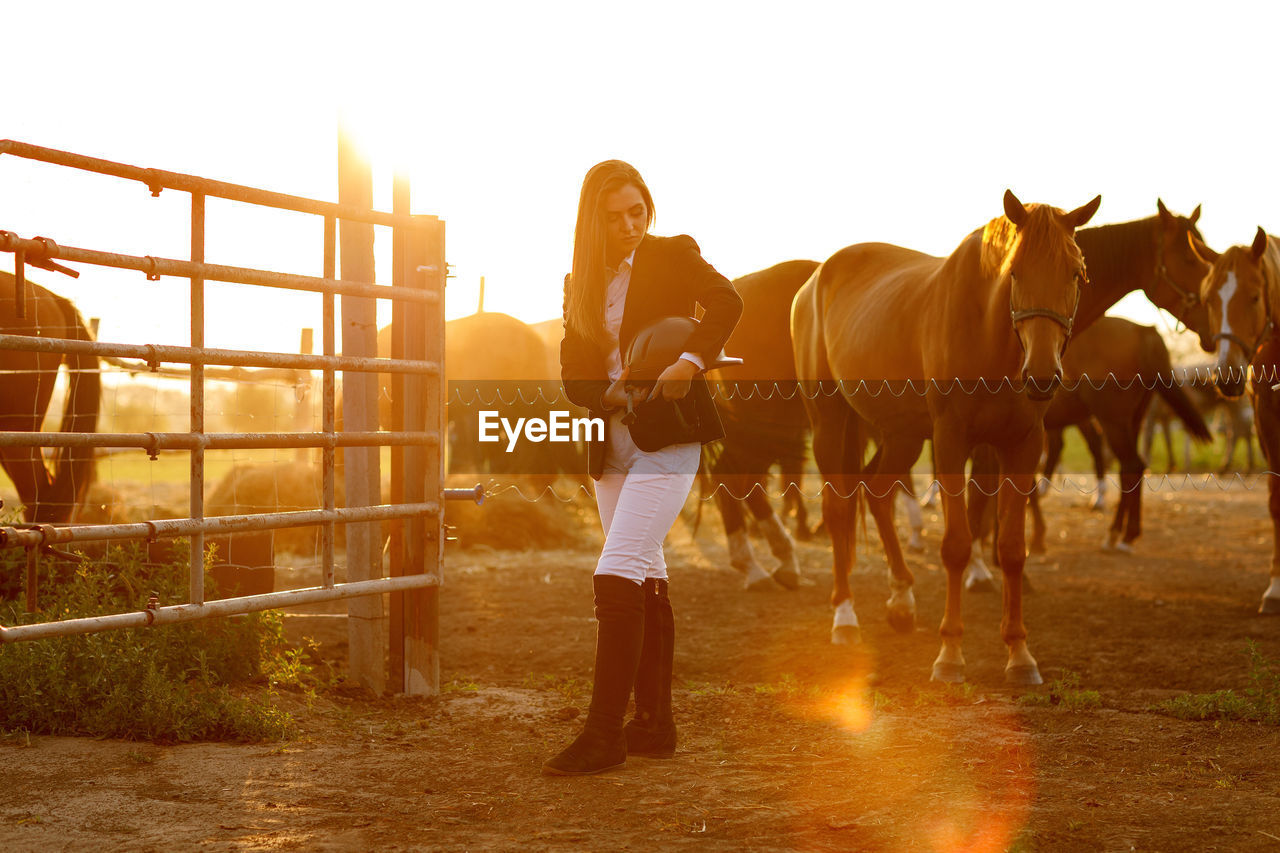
left=1025, top=318, right=1210, bottom=554
left=793, top=190, right=1100, bottom=684
left=960, top=201, right=1214, bottom=581
left=1191, top=228, right=1280, bottom=614
left=0, top=271, right=99, bottom=522
left=709, top=260, right=817, bottom=590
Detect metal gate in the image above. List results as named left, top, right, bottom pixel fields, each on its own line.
left=0, top=140, right=473, bottom=695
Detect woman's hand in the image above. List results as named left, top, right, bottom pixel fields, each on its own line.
left=646, top=357, right=700, bottom=402
left=602, top=367, right=636, bottom=410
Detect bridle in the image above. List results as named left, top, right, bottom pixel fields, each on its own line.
left=1009, top=272, right=1082, bottom=358
left=1154, top=229, right=1204, bottom=333
left=1210, top=267, right=1273, bottom=361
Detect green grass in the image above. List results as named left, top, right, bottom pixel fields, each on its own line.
left=0, top=542, right=312, bottom=742
left=1155, top=642, right=1280, bottom=725
left=1017, top=671, right=1102, bottom=710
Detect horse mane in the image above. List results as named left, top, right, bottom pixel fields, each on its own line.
left=979, top=205, right=1080, bottom=280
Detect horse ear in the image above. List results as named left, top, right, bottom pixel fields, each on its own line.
left=1065, top=195, right=1102, bottom=229
left=1188, top=232, right=1219, bottom=264
left=1003, top=190, right=1029, bottom=226
left=1252, top=226, right=1269, bottom=262
left=1157, top=198, right=1171, bottom=223
left=1190, top=204, right=1202, bottom=224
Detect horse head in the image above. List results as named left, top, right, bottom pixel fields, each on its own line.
left=1154, top=199, right=1215, bottom=350
left=1193, top=227, right=1275, bottom=398
left=999, top=189, right=1100, bottom=401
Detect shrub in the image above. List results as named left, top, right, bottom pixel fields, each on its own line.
left=0, top=542, right=303, bottom=742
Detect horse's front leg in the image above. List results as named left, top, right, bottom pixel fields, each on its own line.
left=931, top=427, right=971, bottom=682
left=865, top=437, right=923, bottom=632
left=996, top=436, right=1044, bottom=685
left=1253, top=388, right=1280, bottom=614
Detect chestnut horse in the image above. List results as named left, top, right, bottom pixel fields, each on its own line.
left=1191, top=227, right=1280, bottom=614
left=961, top=201, right=1214, bottom=581
left=0, top=271, right=99, bottom=522
left=793, top=190, right=1100, bottom=684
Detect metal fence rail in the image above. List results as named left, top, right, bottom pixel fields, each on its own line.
left=0, top=140, right=454, bottom=694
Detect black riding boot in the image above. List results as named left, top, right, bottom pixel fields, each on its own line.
left=543, top=574, right=646, bottom=776
left=624, top=578, right=677, bottom=758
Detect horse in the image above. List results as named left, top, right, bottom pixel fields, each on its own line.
left=1031, top=317, right=1211, bottom=554
left=793, top=190, right=1100, bottom=685
left=708, top=260, right=816, bottom=590
left=0, top=271, right=99, bottom=522
left=1142, top=364, right=1255, bottom=474
left=958, top=201, right=1214, bottom=580
left=1190, top=227, right=1280, bottom=614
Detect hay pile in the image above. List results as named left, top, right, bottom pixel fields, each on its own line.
left=207, top=462, right=332, bottom=555
left=444, top=477, right=599, bottom=551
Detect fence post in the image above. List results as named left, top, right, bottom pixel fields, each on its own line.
left=337, top=127, right=385, bottom=693
left=400, top=213, right=444, bottom=695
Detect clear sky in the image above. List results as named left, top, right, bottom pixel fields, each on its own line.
left=5, top=1, right=1278, bottom=355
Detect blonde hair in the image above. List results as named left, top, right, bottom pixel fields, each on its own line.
left=566, top=160, right=655, bottom=350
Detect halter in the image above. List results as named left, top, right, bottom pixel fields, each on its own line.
left=1154, top=231, right=1203, bottom=330
left=1211, top=271, right=1274, bottom=361
left=1009, top=272, right=1080, bottom=357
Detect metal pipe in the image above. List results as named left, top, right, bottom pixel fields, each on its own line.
left=322, top=215, right=336, bottom=590
left=0, top=231, right=439, bottom=304
left=0, top=140, right=436, bottom=230
left=191, top=191, right=205, bottom=607
left=0, top=333, right=439, bottom=375
left=0, top=430, right=440, bottom=451
left=0, top=573, right=441, bottom=644
left=0, top=501, right=440, bottom=548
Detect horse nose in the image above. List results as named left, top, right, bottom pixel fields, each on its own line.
left=1021, top=367, right=1063, bottom=401
left=1213, top=363, right=1247, bottom=398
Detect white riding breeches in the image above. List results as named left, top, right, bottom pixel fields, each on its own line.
left=593, top=412, right=700, bottom=584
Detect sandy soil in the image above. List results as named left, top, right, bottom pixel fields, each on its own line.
left=4, top=481, right=1280, bottom=852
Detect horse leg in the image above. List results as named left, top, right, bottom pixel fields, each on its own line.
left=713, top=454, right=773, bottom=591
left=1027, top=485, right=1047, bottom=557
left=1100, top=420, right=1143, bottom=553
left=932, top=429, right=971, bottom=683
left=897, top=474, right=926, bottom=552
left=865, top=437, right=923, bottom=633
left=0, top=448, right=54, bottom=522
left=1251, top=391, right=1280, bottom=614
left=745, top=483, right=800, bottom=590
left=964, top=445, right=999, bottom=593
left=1079, top=419, right=1109, bottom=511
left=809, top=399, right=862, bottom=643
left=996, top=438, right=1043, bottom=686
left=780, top=453, right=812, bottom=541
left=1040, top=427, right=1065, bottom=496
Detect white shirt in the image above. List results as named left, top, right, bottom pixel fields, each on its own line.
left=602, top=248, right=706, bottom=384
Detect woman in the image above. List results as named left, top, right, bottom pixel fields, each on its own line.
left=544, top=160, right=743, bottom=776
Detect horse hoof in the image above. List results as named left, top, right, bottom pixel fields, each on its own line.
left=831, top=625, right=862, bottom=645
left=885, top=607, right=915, bottom=634
left=1259, top=596, right=1280, bottom=616
left=930, top=662, right=965, bottom=683
left=1113, top=542, right=1134, bottom=556
left=907, top=534, right=925, bottom=552
left=965, top=575, right=997, bottom=594
left=744, top=573, right=773, bottom=592
left=771, top=566, right=800, bottom=591
left=1005, top=664, right=1043, bottom=686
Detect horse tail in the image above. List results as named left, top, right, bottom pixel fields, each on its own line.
left=1144, top=330, right=1211, bottom=443
left=49, top=294, right=100, bottom=521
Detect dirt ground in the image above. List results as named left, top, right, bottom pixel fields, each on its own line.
left=4, top=479, right=1280, bottom=852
